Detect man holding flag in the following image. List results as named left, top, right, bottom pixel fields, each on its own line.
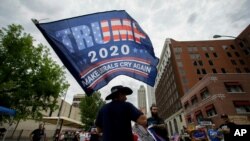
left=95, top=85, right=147, bottom=141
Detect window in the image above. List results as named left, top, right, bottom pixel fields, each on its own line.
left=227, top=52, right=232, bottom=57
left=177, top=62, right=183, bottom=67
left=193, top=61, right=197, bottom=66
left=209, top=47, right=214, bottom=51
left=239, top=42, right=244, bottom=48
left=233, top=101, right=250, bottom=113
left=221, top=68, right=226, bottom=73
left=193, top=47, right=198, bottom=51
left=202, top=47, right=207, bottom=51
left=184, top=102, right=190, bottom=109
left=179, top=69, right=186, bottom=75
left=195, top=110, right=203, bottom=122
left=186, top=115, right=192, bottom=123
left=212, top=69, right=217, bottom=73
left=182, top=77, right=188, bottom=84
left=191, top=95, right=198, bottom=105
left=231, top=45, right=235, bottom=49
left=190, top=54, right=200, bottom=59
left=206, top=105, right=217, bottom=117
left=175, top=54, right=181, bottom=59
left=236, top=68, right=241, bottom=73
left=208, top=60, right=213, bottom=66
left=200, top=87, right=210, bottom=99
left=222, top=45, right=228, bottom=50
left=244, top=68, right=250, bottom=73
left=174, top=47, right=182, bottom=53
left=235, top=52, right=240, bottom=57
left=198, top=60, right=203, bottom=66
left=188, top=47, right=198, bottom=52
left=213, top=53, right=218, bottom=57
left=179, top=115, right=183, bottom=122
left=231, top=60, right=237, bottom=65
left=205, top=53, right=209, bottom=58
left=202, top=69, right=207, bottom=74
left=239, top=59, right=245, bottom=65
left=197, top=69, right=201, bottom=74
left=224, top=82, right=244, bottom=93
left=244, top=49, right=249, bottom=55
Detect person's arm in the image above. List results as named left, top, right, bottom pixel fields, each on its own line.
left=136, top=114, right=147, bottom=128
left=29, top=131, right=34, bottom=141
left=96, top=127, right=102, bottom=134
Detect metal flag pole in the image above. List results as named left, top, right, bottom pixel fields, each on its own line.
left=54, top=88, right=69, bottom=138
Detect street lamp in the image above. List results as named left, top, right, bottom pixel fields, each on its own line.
left=213, top=34, right=237, bottom=39
left=213, top=34, right=250, bottom=54
left=213, top=34, right=243, bottom=41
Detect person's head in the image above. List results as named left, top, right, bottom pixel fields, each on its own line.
left=39, top=123, right=43, bottom=129
left=221, top=114, right=229, bottom=123
left=150, top=104, right=159, bottom=117
left=211, top=124, right=216, bottom=129
left=105, top=85, right=133, bottom=101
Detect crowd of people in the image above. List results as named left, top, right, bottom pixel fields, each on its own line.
left=179, top=113, right=236, bottom=141
left=30, top=85, right=237, bottom=141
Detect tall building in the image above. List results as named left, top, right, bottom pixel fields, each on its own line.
left=138, top=85, right=147, bottom=115
left=155, top=25, right=250, bottom=135
left=146, top=85, right=156, bottom=117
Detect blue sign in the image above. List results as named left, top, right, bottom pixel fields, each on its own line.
left=34, top=10, right=159, bottom=95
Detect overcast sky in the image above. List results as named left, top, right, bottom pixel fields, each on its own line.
left=1, top=0, right=249, bottom=106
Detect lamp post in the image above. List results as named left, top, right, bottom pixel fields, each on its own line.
left=213, top=34, right=244, bottom=42
left=213, top=35, right=238, bottom=39
left=54, top=87, right=69, bottom=137
left=213, top=34, right=250, bottom=54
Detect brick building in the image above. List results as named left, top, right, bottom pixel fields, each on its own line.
left=155, top=25, right=250, bottom=134
left=181, top=73, right=250, bottom=127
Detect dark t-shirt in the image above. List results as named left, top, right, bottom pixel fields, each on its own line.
left=219, top=122, right=237, bottom=141
left=147, top=116, right=164, bottom=126
left=31, top=129, right=44, bottom=141
left=147, top=116, right=169, bottom=141
left=95, top=101, right=143, bottom=141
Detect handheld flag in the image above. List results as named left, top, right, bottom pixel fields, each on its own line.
left=34, top=10, right=159, bottom=95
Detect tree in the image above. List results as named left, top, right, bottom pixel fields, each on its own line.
left=0, top=24, right=69, bottom=123
left=79, top=92, right=105, bottom=130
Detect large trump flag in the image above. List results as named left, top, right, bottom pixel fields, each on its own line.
left=34, top=10, right=159, bottom=96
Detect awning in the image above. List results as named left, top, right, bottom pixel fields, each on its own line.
left=42, top=116, right=84, bottom=128
left=234, top=101, right=250, bottom=106
left=195, top=110, right=202, bottom=115
left=205, top=104, right=214, bottom=110
left=224, top=82, right=240, bottom=86
left=0, top=106, right=16, bottom=116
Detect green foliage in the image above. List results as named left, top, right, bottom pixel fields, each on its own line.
left=79, top=92, right=105, bottom=130
left=0, top=24, right=69, bottom=123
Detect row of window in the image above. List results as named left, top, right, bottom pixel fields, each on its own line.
left=174, top=45, right=249, bottom=61
left=184, top=82, right=245, bottom=109
left=196, top=67, right=250, bottom=74
left=184, top=88, right=210, bottom=109
left=222, top=45, right=236, bottom=50
left=205, top=52, right=218, bottom=58
left=192, top=59, right=246, bottom=67
left=186, top=100, right=250, bottom=123
left=174, top=46, right=215, bottom=53
left=186, top=104, right=217, bottom=123
left=227, top=51, right=241, bottom=57
left=225, top=82, right=244, bottom=92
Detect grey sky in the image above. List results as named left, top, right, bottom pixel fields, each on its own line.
left=1, top=0, right=249, bottom=106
